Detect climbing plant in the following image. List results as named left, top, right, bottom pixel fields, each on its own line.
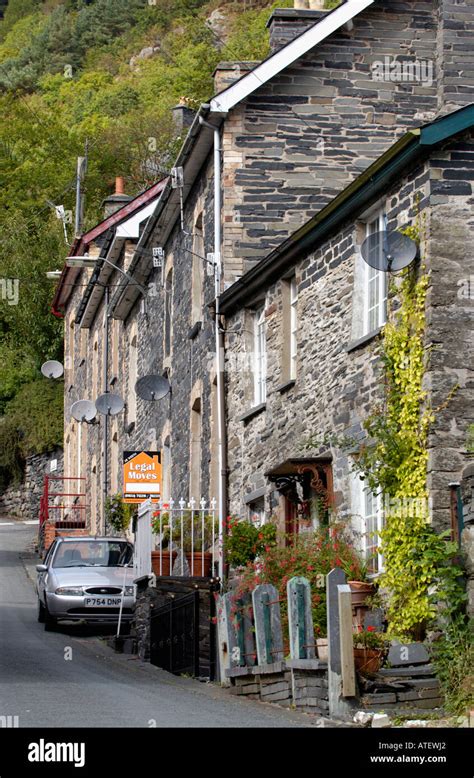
left=354, top=217, right=465, bottom=639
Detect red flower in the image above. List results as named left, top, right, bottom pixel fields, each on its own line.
left=366, top=626, right=376, bottom=633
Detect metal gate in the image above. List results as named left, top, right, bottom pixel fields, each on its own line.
left=150, top=591, right=199, bottom=676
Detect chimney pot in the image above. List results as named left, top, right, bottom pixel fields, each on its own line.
left=101, top=176, right=132, bottom=219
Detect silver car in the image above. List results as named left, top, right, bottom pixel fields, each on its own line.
left=36, top=536, right=136, bottom=631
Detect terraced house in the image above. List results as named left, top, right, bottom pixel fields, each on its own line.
left=53, top=0, right=473, bottom=601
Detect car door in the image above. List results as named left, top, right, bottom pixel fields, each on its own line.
left=37, top=540, right=58, bottom=601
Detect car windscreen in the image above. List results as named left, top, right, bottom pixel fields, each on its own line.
left=52, top=541, right=133, bottom=568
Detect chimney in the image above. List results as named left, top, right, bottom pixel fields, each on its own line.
left=172, top=97, right=197, bottom=134
left=213, top=61, right=259, bottom=94
left=102, top=176, right=133, bottom=219
left=266, top=3, right=330, bottom=53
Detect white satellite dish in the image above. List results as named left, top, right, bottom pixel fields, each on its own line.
left=135, top=375, right=171, bottom=401
left=95, top=393, right=124, bottom=417
left=41, top=360, right=64, bottom=379
left=360, top=230, right=417, bottom=273
left=71, top=400, right=97, bottom=423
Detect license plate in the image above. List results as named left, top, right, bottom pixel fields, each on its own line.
left=84, top=597, right=122, bottom=607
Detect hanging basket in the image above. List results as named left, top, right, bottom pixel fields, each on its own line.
left=353, top=647, right=384, bottom=675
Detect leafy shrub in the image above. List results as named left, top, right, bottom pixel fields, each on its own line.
left=432, top=617, right=474, bottom=716
left=105, top=494, right=136, bottom=534
left=232, top=525, right=364, bottom=642
left=225, top=517, right=277, bottom=567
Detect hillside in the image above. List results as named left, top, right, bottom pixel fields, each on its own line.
left=0, top=0, right=341, bottom=487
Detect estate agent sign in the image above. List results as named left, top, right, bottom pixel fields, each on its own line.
left=123, top=451, right=162, bottom=504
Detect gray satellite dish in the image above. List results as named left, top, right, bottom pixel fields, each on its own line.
left=41, top=360, right=64, bottom=379
left=95, top=392, right=124, bottom=416
left=71, top=399, right=96, bottom=423
left=360, top=230, right=417, bottom=273
left=135, top=375, right=171, bottom=401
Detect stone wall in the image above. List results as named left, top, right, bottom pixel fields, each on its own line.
left=228, top=661, right=329, bottom=713
left=224, top=131, right=474, bottom=546
left=425, top=134, right=474, bottom=531
left=224, top=153, right=431, bottom=524
left=223, top=1, right=449, bottom=272
left=0, top=448, right=63, bottom=521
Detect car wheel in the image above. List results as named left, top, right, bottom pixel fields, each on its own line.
left=37, top=598, right=46, bottom=623
left=44, top=599, right=57, bottom=632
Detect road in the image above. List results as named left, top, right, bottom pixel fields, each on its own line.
left=0, top=521, right=316, bottom=728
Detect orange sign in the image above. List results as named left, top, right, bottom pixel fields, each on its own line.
left=123, top=450, right=162, bottom=504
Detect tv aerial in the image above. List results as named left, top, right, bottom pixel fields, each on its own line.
left=70, top=400, right=97, bottom=424
left=41, top=360, right=64, bottom=379
left=135, top=375, right=171, bottom=402
left=360, top=230, right=417, bottom=273
left=95, top=393, right=124, bottom=416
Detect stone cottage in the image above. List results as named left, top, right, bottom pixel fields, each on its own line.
left=53, top=0, right=473, bottom=575
left=220, top=104, right=474, bottom=605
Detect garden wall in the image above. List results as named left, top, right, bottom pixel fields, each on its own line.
left=0, top=448, right=63, bottom=522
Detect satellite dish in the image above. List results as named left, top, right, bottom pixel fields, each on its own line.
left=71, top=400, right=96, bottom=423
left=41, top=360, right=64, bottom=379
left=95, top=393, right=124, bottom=416
left=135, top=375, right=171, bottom=401
left=360, top=230, right=417, bottom=273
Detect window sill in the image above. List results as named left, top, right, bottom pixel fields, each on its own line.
left=277, top=379, right=296, bottom=394
left=239, top=403, right=266, bottom=423
left=346, top=326, right=383, bottom=353
left=188, top=321, right=202, bottom=340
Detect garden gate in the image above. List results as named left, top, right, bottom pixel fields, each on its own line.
left=150, top=590, right=200, bottom=676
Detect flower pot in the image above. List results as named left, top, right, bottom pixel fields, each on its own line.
left=151, top=550, right=213, bottom=577
left=185, top=551, right=213, bottom=577
left=348, top=581, right=375, bottom=608
left=151, top=550, right=177, bottom=576
left=294, top=0, right=309, bottom=9
left=353, top=648, right=383, bottom=674
left=316, top=638, right=329, bottom=662
left=308, top=0, right=325, bottom=9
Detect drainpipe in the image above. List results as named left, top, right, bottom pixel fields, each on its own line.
left=103, top=286, right=110, bottom=535
left=199, top=117, right=227, bottom=582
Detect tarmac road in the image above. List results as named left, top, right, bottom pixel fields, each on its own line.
left=0, top=521, right=319, bottom=728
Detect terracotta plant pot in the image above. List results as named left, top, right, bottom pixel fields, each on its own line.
left=353, top=647, right=383, bottom=674
left=316, top=638, right=329, bottom=662
left=151, top=550, right=177, bottom=576
left=185, top=551, right=213, bottom=577
left=152, top=550, right=213, bottom=577
left=348, top=580, right=375, bottom=608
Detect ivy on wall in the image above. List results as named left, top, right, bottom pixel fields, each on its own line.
left=354, top=219, right=465, bottom=640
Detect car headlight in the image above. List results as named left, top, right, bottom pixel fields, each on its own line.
left=55, top=587, right=84, bottom=596
left=123, top=586, right=135, bottom=596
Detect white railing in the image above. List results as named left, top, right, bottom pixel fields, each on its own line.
left=152, top=498, right=218, bottom=577
left=134, top=498, right=219, bottom=579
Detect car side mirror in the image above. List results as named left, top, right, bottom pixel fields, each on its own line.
left=36, top=564, right=48, bottom=573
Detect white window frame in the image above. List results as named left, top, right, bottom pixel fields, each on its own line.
left=248, top=498, right=265, bottom=527
left=254, top=306, right=266, bottom=405
left=290, top=277, right=297, bottom=380
left=364, top=210, right=387, bottom=335
left=359, top=479, right=384, bottom=576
